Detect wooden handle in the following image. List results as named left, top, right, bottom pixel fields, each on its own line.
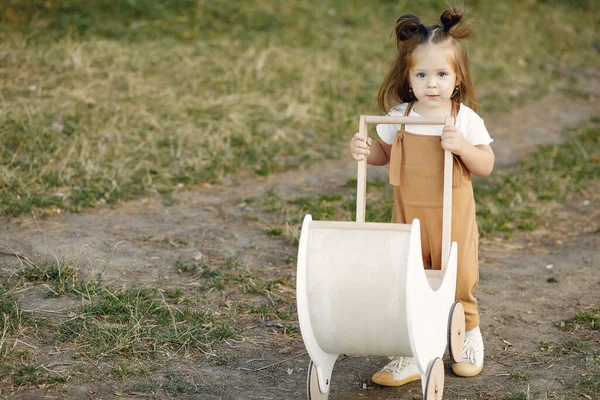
left=364, top=116, right=448, bottom=125
left=356, top=115, right=367, bottom=223
left=441, top=116, right=454, bottom=270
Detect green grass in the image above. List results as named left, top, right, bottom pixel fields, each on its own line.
left=248, top=304, right=294, bottom=321
left=162, top=371, right=200, bottom=395
left=174, top=260, right=290, bottom=294
left=561, top=339, right=589, bottom=355
left=0, top=294, right=66, bottom=387
left=0, top=295, right=46, bottom=346
left=509, top=371, right=531, bottom=382
left=260, top=123, right=599, bottom=241
left=558, top=317, right=600, bottom=396
left=0, top=247, right=302, bottom=388
left=111, top=362, right=149, bottom=379
left=3, top=363, right=68, bottom=386
left=0, top=254, right=298, bottom=387
left=563, top=307, right=600, bottom=330
left=474, top=124, right=600, bottom=236
left=17, top=259, right=87, bottom=297
left=38, top=285, right=235, bottom=358
left=580, top=376, right=600, bottom=395
left=1, top=0, right=598, bottom=216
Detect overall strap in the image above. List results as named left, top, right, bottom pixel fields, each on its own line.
left=451, top=101, right=460, bottom=119
left=389, top=102, right=414, bottom=186
left=390, top=101, right=458, bottom=187
left=399, top=102, right=415, bottom=131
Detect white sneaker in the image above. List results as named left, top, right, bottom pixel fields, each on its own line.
left=371, top=356, right=421, bottom=386
left=452, top=333, right=484, bottom=377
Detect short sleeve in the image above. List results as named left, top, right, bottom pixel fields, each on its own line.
left=376, top=104, right=407, bottom=145
left=459, top=106, right=493, bottom=146
left=376, top=123, right=400, bottom=145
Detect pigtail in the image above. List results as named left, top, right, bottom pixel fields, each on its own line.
left=439, top=8, right=477, bottom=111
left=378, top=14, right=427, bottom=111
left=440, top=8, right=471, bottom=39
left=395, top=14, right=428, bottom=43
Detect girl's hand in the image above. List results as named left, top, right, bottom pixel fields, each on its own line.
left=350, top=132, right=372, bottom=161
left=441, top=125, right=469, bottom=156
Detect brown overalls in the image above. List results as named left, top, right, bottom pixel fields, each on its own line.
left=389, top=102, right=480, bottom=331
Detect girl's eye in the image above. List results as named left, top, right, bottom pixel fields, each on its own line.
left=416, top=72, right=425, bottom=78
left=438, top=72, right=448, bottom=77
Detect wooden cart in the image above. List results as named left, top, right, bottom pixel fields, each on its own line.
left=296, top=115, right=465, bottom=399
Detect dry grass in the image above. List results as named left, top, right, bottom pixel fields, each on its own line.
left=0, top=0, right=598, bottom=215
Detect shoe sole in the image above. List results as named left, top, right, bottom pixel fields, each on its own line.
left=451, top=362, right=483, bottom=377
left=371, top=373, right=420, bottom=387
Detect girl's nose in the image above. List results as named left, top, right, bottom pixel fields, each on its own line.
left=427, top=79, right=437, bottom=88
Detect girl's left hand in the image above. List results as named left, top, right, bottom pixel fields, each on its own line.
left=441, top=125, right=469, bottom=156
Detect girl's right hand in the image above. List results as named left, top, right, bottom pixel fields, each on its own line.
left=350, top=132, right=372, bottom=161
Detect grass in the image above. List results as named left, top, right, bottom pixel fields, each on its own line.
left=580, top=377, right=600, bottom=395
left=563, top=307, right=600, bottom=330
left=509, top=371, right=531, bottom=382
left=560, top=309, right=600, bottom=397
left=18, top=259, right=85, bottom=297
left=257, top=122, right=600, bottom=242
left=0, top=295, right=67, bottom=387
left=474, top=123, right=600, bottom=236
left=162, top=372, right=200, bottom=396
left=248, top=304, right=293, bottom=321
left=0, top=297, right=41, bottom=354
left=1, top=0, right=598, bottom=216
left=0, top=253, right=300, bottom=388
left=3, top=363, right=68, bottom=386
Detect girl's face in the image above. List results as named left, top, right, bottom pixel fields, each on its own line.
left=408, top=43, right=457, bottom=115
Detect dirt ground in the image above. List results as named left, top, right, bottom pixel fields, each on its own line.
left=1, top=75, right=599, bottom=399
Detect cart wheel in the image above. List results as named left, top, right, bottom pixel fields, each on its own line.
left=307, top=360, right=329, bottom=400
left=447, top=301, right=465, bottom=363
left=424, top=357, right=444, bottom=400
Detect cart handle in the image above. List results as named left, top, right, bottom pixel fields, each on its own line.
left=356, top=115, right=455, bottom=270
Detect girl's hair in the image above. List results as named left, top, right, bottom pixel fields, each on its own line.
left=377, top=8, right=478, bottom=113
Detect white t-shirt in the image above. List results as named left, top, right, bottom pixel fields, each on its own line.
left=376, top=103, right=493, bottom=146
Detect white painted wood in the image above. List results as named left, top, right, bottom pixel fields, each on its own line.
left=306, top=220, right=415, bottom=356
left=407, top=241, right=457, bottom=375
left=297, top=114, right=462, bottom=399
left=297, top=215, right=458, bottom=371
left=310, top=220, right=412, bottom=232
left=296, top=215, right=337, bottom=395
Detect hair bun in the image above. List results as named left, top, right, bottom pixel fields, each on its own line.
left=440, top=8, right=471, bottom=39
left=395, top=14, right=428, bottom=42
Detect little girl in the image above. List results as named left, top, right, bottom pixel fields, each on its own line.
left=350, top=8, right=494, bottom=386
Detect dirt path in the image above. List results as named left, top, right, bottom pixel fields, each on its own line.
left=1, top=87, right=599, bottom=399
